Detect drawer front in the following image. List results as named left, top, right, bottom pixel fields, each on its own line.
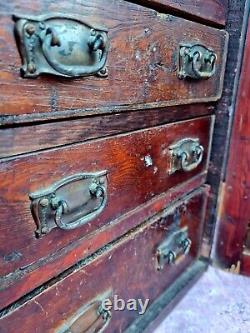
left=0, top=116, right=213, bottom=280
left=0, top=187, right=209, bottom=333
left=0, top=0, right=228, bottom=121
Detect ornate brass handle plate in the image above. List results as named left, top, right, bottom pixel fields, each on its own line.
left=13, top=13, right=109, bottom=78
left=169, top=138, right=204, bottom=174
left=55, top=292, right=112, bottom=333
left=178, top=44, right=217, bottom=80
left=30, top=171, right=108, bottom=237
left=156, top=210, right=192, bottom=270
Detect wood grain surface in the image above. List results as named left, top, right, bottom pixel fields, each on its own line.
left=0, top=173, right=206, bottom=310
left=0, top=117, right=213, bottom=279
left=204, top=0, right=247, bottom=262
left=213, top=17, right=250, bottom=273
left=0, top=0, right=228, bottom=122
left=0, top=117, right=213, bottom=310
left=133, top=0, right=228, bottom=26
left=0, top=188, right=208, bottom=333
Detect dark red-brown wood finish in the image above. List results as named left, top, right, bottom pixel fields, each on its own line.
left=0, top=0, right=228, bottom=122
left=0, top=0, right=240, bottom=331
left=0, top=188, right=209, bottom=333
left=134, top=0, right=228, bottom=26
left=0, top=117, right=213, bottom=307
left=213, top=15, right=250, bottom=274
left=0, top=173, right=207, bottom=311
left=0, top=104, right=214, bottom=158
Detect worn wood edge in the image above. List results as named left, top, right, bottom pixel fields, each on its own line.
left=203, top=0, right=248, bottom=260
left=0, top=185, right=208, bottom=317
left=197, top=184, right=212, bottom=259
left=198, top=116, right=215, bottom=259
left=125, top=259, right=208, bottom=333
left=209, top=1, right=250, bottom=269
left=0, top=103, right=215, bottom=130
left=0, top=110, right=214, bottom=159
left=0, top=98, right=222, bottom=127
left=0, top=177, right=207, bottom=311
left=206, top=115, right=216, bottom=172
left=217, top=31, right=230, bottom=101
left=0, top=1, right=228, bottom=125
left=127, top=0, right=227, bottom=27
left=221, top=3, right=250, bottom=181
left=0, top=114, right=213, bottom=163
left=210, top=181, right=226, bottom=265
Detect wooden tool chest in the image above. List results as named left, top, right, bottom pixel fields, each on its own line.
left=0, top=0, right=249, bottom=332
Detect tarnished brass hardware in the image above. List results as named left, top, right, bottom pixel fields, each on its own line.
left=157, top=227, right=192, bottom=269
left=30, top=171, right=108, bottom=237
left=169, top=138, right=204, bottom=174
left=178, top=44, right=217, bottom=80
left=156, top=210, right=192, bottom=270
left=56, top=293, right=112, bottom=333
left=13, top=13, right=109, bottom=78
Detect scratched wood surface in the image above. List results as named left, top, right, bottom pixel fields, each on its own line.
left=0, top=188, right=208, bottom=332
left=0, top=0, right=228, bottom=122
left=202, top=0, right=247, bottom=262
left=133, top=0, right=228, bottom=26
left=213, top=17, right=250, bottom=273
left=0, top=104, right=214, bottom=158
left=0, top=117, right=212, bottom=283
left=0, top=173, right=206, bottom=310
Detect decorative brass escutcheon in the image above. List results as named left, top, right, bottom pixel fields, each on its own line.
left=13, top=13, right=109, bottom=78
left=169, top=138, right=204, bottom=174
left=156, top=210, right=192, bottom=270
left=178, top=44, right=217, bottom=80
left=30, top=171, right=108, bottom=237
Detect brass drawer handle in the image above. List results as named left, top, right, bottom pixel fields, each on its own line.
left=179, top=145, right=204, bottom=172
left=13, top=13, right=109, bottom=78
left=30, top=171, right=108, bottom=237
left=156, top=210, right=192, bottom=270
left=169, top=138, right=204, bottom=174
left=56, top=294, right=112, bottom=333
left=178, top=44, right=217, bottom=80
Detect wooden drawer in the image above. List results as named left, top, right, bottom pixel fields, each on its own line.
left=0, top=187, right=209, bottom=332
left=0, top=168, right=206, bottom=310
left=0, top=0, right=228, bottom=123
left=0, top=104, right=213, bottom=158
left=0, top=116, right=213, bottom=305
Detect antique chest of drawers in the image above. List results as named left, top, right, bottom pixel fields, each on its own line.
left=0, top=0, right=234, bottom=332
